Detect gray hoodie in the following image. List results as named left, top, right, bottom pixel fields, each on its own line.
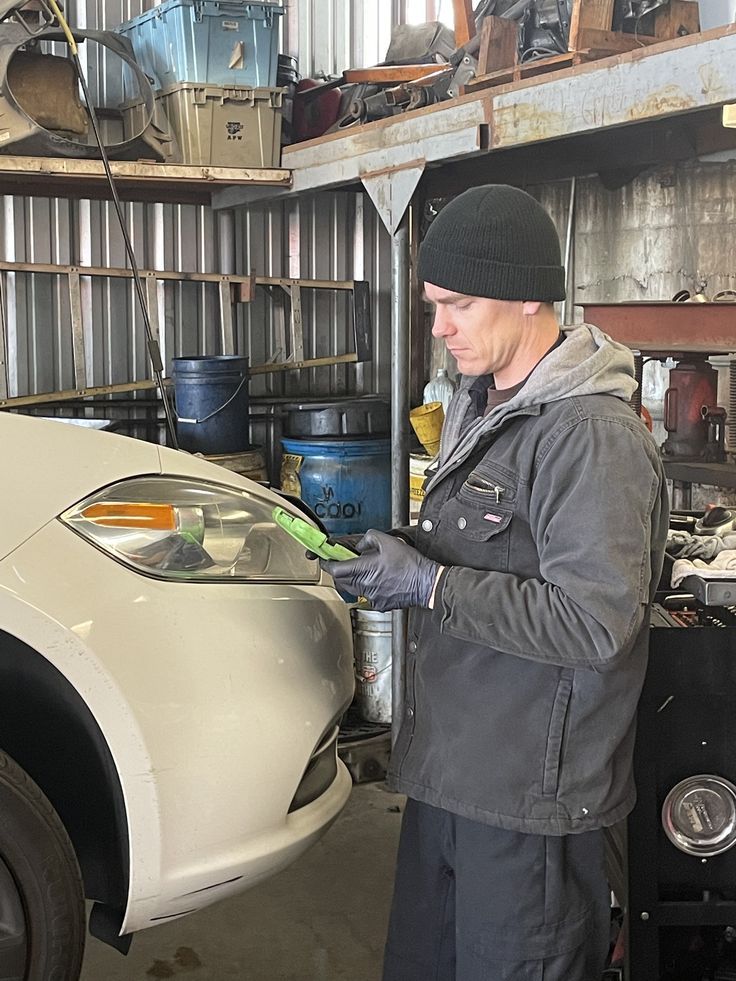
left=387, top=324, right=669, bottom=835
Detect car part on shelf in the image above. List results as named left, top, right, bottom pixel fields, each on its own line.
left=519, top=0, right=573, bottom=61
left=0, top=0, right=55, bottom=30
left=614, top=0, right=670, bottom=30
left=0, top=25, right=174, bottom=160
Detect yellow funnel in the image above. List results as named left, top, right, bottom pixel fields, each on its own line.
left=410, top=401, right=444, bottom=457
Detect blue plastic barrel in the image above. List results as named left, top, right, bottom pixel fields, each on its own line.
left=280, top=437, right=391, bottom=537
left=173, top=355, right=249, bottom=454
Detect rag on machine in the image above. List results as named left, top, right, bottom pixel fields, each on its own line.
left=668, top=529, right=736, bottom=588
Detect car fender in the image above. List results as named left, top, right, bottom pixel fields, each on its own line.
left=0, top=584, right=161, bottom=917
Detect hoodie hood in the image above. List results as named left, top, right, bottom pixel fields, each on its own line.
left=464, top=323, right=636, bottom=424
left=432, top=324, right=637, bottom=483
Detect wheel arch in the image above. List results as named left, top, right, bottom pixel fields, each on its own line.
left=0, top=628, right=130, bottom=928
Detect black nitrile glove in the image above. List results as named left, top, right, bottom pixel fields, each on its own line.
left=321, top=529, right=440, bottom=612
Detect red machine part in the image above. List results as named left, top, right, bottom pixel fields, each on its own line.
left=663, top=359, right=720, bottom=461
left=291, top=79, right=342, bottom=143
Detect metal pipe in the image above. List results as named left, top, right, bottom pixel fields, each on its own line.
left=391, top=216, right=410, bottom=749
left=218, top=210, right=236, bottom=276
left=391, top=217, right=410, bottom=529
left=563, top=176, right=576, bottom=326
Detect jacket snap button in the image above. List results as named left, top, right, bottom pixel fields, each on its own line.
left=421, top=519, right=433, bottom=532
left=407, top=707, right=415, bottom=717
left=457, top=516, right=467, bottom=530
left=408, top=641, right=417, bottom=653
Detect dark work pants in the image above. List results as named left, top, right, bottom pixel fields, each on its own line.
left=382, top=798, right=610, bottom=981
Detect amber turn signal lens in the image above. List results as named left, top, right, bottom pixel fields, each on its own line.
left=80, top=502, right=178, bottom=531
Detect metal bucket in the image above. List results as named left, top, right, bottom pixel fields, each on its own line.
left=351, top=608, right=392, bottom=724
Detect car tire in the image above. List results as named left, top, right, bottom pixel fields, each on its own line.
left=0, top=749, right=85, bottom=981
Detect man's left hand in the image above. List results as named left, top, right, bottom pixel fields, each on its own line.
left=321, top=529, right=441, bottom=612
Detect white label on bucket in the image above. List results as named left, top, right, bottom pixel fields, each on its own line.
left=222, top=19, right=240, bottom=30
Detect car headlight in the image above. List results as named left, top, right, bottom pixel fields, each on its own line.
left=60, top=476, right=320, bottom=583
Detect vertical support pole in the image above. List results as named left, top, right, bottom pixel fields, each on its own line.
left=392, top=219, right=410, bottom=530
left=671, top=480, right=692, bottom=511
left=563, top=176, right=576, bottom=327
left=289, top=281, right=305, bottom=363
left=391, top=216, right=410, bottom=748
left=219, top=279, right=235, bottom=356
left=218, top=210, right=236, bottom=275
left=0, top=272, right=8, bottom=401
left=273, top=284, right=287, bottom=363
left=218, top=209, right=236, bottom=358
left=144, top=275, right=162, bottom=349
left=409, top=195, right=428, bottom=407
left=68, top=270, right=86, bottom=392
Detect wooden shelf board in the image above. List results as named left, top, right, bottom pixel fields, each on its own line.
left=0, top=156, right=292, bottom=204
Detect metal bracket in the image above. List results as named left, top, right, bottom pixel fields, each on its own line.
left=362, top=165, right=424, bottom=236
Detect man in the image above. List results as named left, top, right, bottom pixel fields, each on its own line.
left=323, top=185, right=669, bottom=981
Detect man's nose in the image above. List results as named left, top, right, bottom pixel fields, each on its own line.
left=431, top=307, right=453, bottom=338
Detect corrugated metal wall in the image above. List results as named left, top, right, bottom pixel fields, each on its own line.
left=4, top=2, right=735, bottom=440
left=0, top=0, right=404, bottom=415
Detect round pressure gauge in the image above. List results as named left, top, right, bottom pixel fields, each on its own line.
left=662, top=775, right=736, bottom=857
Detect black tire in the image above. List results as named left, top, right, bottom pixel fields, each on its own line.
left=0, top=749, right=85, bottom=981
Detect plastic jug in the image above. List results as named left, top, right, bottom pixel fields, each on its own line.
left=423, top=368, right=456, bottom=413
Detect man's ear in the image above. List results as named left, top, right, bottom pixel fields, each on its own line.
left=522, top=301, right=542, bottom=317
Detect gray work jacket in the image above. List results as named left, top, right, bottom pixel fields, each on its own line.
left=387, top=372, right=669, bottom=836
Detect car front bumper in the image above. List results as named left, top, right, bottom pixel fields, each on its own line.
left=0, top=519, right=355, bottom=934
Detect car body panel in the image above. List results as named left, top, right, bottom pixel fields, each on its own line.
left=0, top=413, right=162, bottom=561
left=0, top=415, right=355, bottom=934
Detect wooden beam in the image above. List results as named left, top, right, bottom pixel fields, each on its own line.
left=654, top=0, right=700, bottom=40
left=477, top=15, right=518, bottom=76
left=568, top=0, right=615, bottom=50
left=453, top=0, right=475, bottom=47
left=577, top=28, right=659, bottom=53
left=343, top=65, right=446, bottom=83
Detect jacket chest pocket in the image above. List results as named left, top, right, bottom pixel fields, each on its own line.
left=436, top=494, right=513, bottom=571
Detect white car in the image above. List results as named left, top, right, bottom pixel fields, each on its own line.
left=0, top=413, right=354, bottom=980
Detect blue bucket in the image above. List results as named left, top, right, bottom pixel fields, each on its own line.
left=173, top=355, right=249, bottom=454
left=280, top=437, right=391, bottom=537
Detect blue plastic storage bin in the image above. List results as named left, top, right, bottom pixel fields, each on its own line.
left=117, top=1, right=284, bottom=90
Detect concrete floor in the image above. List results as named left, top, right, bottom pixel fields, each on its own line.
left=80, top=783, right=402, bottom=981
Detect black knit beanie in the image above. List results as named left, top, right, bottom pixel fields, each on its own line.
left=417, top=184, right=566, bottom=302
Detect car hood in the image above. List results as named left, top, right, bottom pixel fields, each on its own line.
left=0, top=414, right=163, bottom=559
left=1, top=414, right=299, bottom=562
